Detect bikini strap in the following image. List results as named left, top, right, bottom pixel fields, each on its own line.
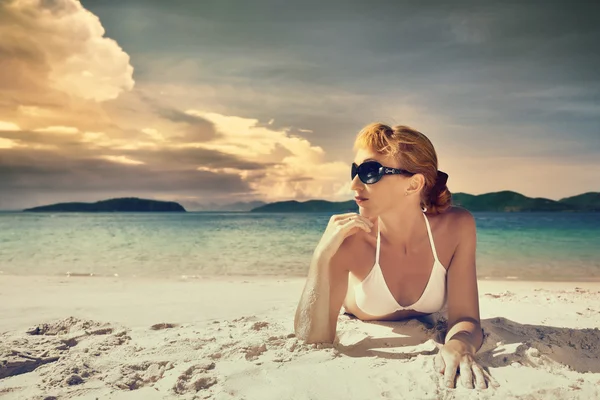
left=422, top=213, right=440, bottom=263
left=375, top=216, right=381, bottom=264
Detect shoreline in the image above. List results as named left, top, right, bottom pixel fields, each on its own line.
left=3, top=271, right=600, bottom=283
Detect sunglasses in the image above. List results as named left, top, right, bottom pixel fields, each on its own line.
left=351, top=161, right=415, bottom=184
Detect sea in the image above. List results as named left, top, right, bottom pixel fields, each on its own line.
left=0, top=211, right=599, bottom=281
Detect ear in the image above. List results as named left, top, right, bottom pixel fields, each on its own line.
left=409, top=173, right=426, bottom=193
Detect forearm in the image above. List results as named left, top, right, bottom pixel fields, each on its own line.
left=294, top=253, right=333, bottom=343
left=444, top=319, right=483, bottom=354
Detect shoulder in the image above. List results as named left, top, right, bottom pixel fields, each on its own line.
left=438, top=205, right=475, bottom=231
left=434, top=206, right=476, bottom=250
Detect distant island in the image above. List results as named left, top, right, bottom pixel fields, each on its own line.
left=250, top=199, right=359, bottom=213
left=250, top=191, right=600, bottom=213
left=18, top=191, right=600, bottom=213
left=22, top=198, right=186, bottom=212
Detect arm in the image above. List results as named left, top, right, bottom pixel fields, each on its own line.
left=444, top=209, right=483, bottom=353
left=294, top=243, right=350, bottom=344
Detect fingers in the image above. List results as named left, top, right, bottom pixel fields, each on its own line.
left=434, top=353, right=445, bottom=374
left=472, top=363, right=487, bottom=389
left=344, top=219, right=372, bottom=234
left=443, top=359, right=458, bottom=389
left=436, top=353, right=498, bottom=390
left=460, top=359, right=474, bottom=389
left=335, top=215, right=373, bottom=233
left=340, top=214, right=371, bottom=226
left=332, top=213, right=373, bottom=225
left=481, top=367, right=501, bottom=388
left=330, top=212, right=359, bottom=222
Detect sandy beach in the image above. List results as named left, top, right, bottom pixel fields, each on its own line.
left=1, top=275, right=599, bottom=400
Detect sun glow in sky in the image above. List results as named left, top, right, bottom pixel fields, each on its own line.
left=0, top=0, right=598, bottom=210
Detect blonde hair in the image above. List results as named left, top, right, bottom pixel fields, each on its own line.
left=353, top=122, right=452, bottom=214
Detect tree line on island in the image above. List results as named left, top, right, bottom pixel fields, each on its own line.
left=20, top=191, right=600, bottom=213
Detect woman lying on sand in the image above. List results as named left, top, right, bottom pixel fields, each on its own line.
left=294, top=123, right=487, bottom=389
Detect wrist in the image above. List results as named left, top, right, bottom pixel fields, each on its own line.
left=313, top=246, right=334, bottom=265
left=446, top=331, right=477, bottom=355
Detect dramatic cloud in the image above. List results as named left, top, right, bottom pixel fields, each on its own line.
left=0, top=0, right=134, bottom=103
left=185, top=110, right=349, bottom=201
left=0, top=121, right=21, bottom=131
left=0, top=145, right=256, bottom=209
left=0, top=0, right=598, bottom=208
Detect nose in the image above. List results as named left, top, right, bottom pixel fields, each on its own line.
left=350, top=174, right=364, bottom=191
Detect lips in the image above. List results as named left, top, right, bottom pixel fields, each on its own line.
left=355, top=196, right=368, bottom=202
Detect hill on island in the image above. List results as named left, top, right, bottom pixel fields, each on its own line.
left=558, top=192, right=600, bottom=211
left=250, top=191, right=600, bottom=213
left=451, top=191, right=573, bottom=212
left=22, top=198, right=186, bottom=212
left=250, top=200, right=358, bottom=213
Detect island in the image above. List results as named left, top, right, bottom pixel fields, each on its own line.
left=22, top=198, right=186, bottom=212
left=250, top=191, right=600, bottom=213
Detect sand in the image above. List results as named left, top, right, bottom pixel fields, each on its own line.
left=1, top=275, right=599, bottom=399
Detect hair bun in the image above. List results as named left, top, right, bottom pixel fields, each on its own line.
left=426, top=170, right=451, bottom=214
left=436, top=170, right=448, bottom=187
left=430, top=170, right=448, bottom=197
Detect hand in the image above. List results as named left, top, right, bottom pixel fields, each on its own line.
left=434, top=340, right=498, bottom=389
left=314, top=212, right=373, bottom=261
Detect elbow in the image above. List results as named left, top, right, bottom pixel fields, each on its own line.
left=293, top=318, right=334, bottom=345
left=293, top=319, right=320, bottom=344
left=293, top=306, right=311, bottom=342
left=293, top=316, right=306, bottom=341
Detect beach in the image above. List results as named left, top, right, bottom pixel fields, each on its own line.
left=1, top=275, right=599, bottom=399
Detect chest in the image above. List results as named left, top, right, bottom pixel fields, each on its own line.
left=347, top=229, right=454, bottom=305
left=351, top=240, right=442, bottom=281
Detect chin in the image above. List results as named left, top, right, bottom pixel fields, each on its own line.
left=358, top=205, right=376, bottom=218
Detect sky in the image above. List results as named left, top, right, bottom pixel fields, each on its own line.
left=0, top=0, right=599, bottom=210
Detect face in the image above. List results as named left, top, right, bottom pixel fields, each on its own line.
left=351, top=147, right=416, bottom=218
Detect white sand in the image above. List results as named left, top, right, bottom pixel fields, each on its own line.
left=1, top=275, right=599, bottom=399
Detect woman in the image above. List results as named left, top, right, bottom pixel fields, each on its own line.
left=294, top=123, right=487, bottom=389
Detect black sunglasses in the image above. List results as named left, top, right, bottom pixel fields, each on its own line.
left=351, top=161, right=415, bottom=184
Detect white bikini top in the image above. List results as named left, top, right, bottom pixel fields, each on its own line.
left=354, top=212, right=447, bottom=316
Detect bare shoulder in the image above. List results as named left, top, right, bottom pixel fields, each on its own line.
left=439, top=205, right=474, bottom=226
left=435, top=206, right=476, bottom=244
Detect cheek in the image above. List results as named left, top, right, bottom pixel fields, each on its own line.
left=370, top=182, right=404, bottom=202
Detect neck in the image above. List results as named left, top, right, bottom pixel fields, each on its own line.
left=377, top=206, right=427, bottom=254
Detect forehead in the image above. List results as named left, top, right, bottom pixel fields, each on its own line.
left=353, top=147, right=398, bottom=166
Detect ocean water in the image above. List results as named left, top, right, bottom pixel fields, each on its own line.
left=0, top=211, right=599, bottom=281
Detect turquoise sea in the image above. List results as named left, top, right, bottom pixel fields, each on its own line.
left=0, top=212, right=599, bottom=281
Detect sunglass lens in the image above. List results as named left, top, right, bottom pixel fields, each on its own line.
left=358, top=161, right=381, bottom=184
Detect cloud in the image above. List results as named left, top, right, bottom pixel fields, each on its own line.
left=1, top=0, right=598, bottom=208
left=0, top=121, right=21, bottom=131
left=99, top=155, right=145, bottom=165
left=141, top=128, right=164, bottom=141
left=184, top=110, right=350, bottom=201
left=0, top=138, right=19, bottom=148
left=0, top=0, right=134, bottom=103
left=0, top=146, right=255, bottom=209
left=33, top=126, right=80, bottom=134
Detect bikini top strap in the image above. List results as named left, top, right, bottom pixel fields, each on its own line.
left=422, top=212, right=440, bottom=263
left=375, top=216, right=381, bottom=264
